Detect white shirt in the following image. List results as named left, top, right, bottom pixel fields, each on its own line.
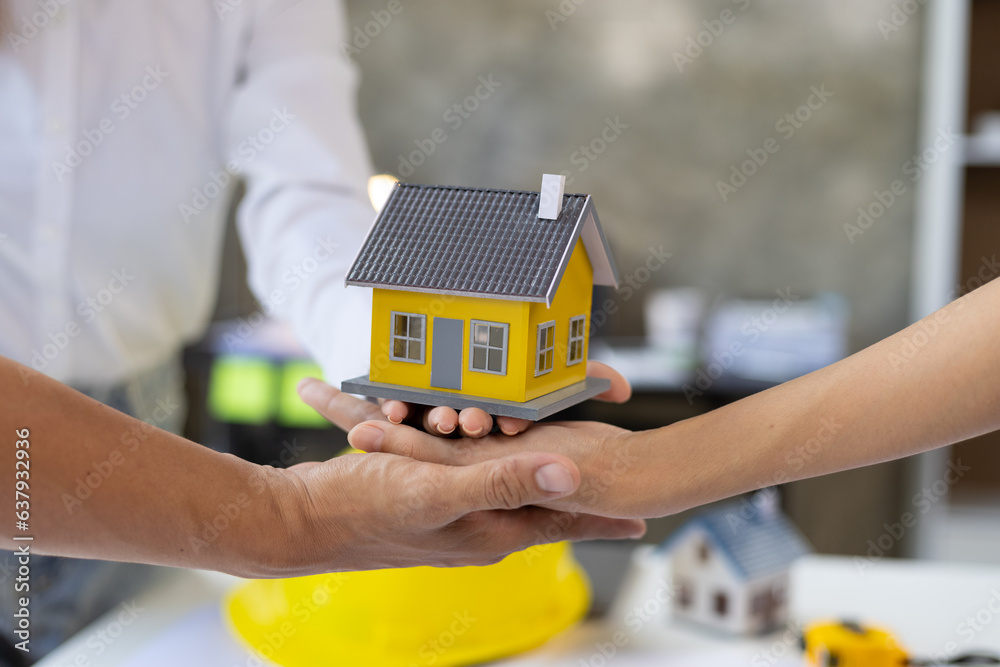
left=0, top=0, right=374, bottom=386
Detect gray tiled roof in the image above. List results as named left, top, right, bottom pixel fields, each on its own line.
left=345, top=183, right=615, bottom=303
left=662, top=494, right=811, bottom=580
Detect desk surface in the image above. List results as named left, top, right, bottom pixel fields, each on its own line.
left=37, top=552, right=1000, bottom=667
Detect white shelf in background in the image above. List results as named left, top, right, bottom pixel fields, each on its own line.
left=964, top=133, right=1000, bottom=166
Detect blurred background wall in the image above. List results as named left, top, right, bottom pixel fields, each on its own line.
left=349, top=0, right=922, bottom=350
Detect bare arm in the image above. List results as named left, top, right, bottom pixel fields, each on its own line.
left=325, top=277, right=1000, bottom=519
left=3, top=361, right=278, bottom=574
left=0, top=358, right=644, bottom=575
left=642, top=274, right=1000, bottom=515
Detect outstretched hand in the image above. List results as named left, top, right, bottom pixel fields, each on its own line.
left=298, top=360, right=632, bottom=438
left=339, top=419, right=654, bottom=520
left=268, top=447, right=646, bottom=573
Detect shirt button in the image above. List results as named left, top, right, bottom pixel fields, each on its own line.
left=43, top=227, right=59, bottom=241
left=46, top=118, right=65, bottom=134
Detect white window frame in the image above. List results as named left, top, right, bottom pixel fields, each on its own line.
left=469, top=320, right=509, bottom=376
left=389, top=311, right=426, bottom=364
left=535, top=320, right=556, bottom=376
left=566, top=315, right=586, bottom=366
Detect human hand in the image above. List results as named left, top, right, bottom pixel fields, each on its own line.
left=262, top=447, right=646, bottom=574
left=343, top=419, right=655, bottom=520
left=298, top=360, right=632, bottom=438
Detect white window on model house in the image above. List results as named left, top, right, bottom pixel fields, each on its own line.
left=470, top=321, right=508, bottom=375
left=535, top=321, right=555, bottom=375
left=567, top=315, right=586, bottom=365
left=390, top=312, right=426, bottom=363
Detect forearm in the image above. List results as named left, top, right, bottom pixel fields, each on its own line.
left=634, top=279, right=1000, bottom=516
left=0, top=358, right=292, bottom=577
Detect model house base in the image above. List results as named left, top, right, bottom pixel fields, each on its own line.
left=341, top=375, right=611, bottom=421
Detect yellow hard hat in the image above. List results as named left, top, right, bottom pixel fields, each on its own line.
left=224, top=542, right=590, bottom=666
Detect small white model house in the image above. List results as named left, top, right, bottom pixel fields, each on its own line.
left=661, top=491, right=811, bottom=636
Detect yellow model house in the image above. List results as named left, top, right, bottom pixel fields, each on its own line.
left=341, top=174, right=620, bottom=420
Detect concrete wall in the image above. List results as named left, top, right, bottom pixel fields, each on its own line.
left=345, top=0, right=924, bottom=352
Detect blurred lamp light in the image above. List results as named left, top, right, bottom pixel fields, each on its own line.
left=367, top=174, right=399, bottom=213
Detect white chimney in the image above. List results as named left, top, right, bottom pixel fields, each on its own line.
left=538, top=173, right=566, bottom=220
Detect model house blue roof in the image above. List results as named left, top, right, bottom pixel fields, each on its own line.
left=661, top=493, right=811, bottom=580
left=345, top=183, right=619, bottom=305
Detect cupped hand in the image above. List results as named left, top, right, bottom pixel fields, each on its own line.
left=264, top=447, right=646, bottom=574
left=298, top=360, right=632, bottom=438
left=344, top=419, right=652, bottom=520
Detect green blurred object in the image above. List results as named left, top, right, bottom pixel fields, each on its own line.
left=208, top=356, right=278, bottom=425
left=278, top=360, right=331, bottom=428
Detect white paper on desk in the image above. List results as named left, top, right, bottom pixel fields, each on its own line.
left=500, top=643, right=803, bottom=667
left=592, top=647, right=801, bottom=666
left=116, top=603, right=253, bottom=667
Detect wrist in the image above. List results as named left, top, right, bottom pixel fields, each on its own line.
left=203, top=459, right=306, bottom=578
left=620, top=418, right=730, bottom=519
left=570, top=427, right=657, bottom=519
left=619, top=426, right=687, bottom=518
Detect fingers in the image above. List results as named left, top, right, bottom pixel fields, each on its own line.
left=297, top=378, right=383, bottom=432
left=380, top=399, right=410, bottom=424
left=499, top=510, right=647, bottom=544
left=445, top=453, right=581, bottom=518
left=458, top=407, right=493, bottom=437
left=495, top=416, right=532, bottom=436
left=587, top=361, right=632, bottom=403
left=423, top=406, right=459, bottom=436
left=382, top=402, right=490, bottom=439
left=349, top=420, right=487, bottom=464
left=560, top=515, right=646, bottom=542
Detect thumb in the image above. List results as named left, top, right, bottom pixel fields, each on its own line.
left=446, top=453, right=581, bottom=519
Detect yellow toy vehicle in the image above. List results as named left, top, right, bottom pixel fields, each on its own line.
left=803, top=621, right=907, bottom=667
left=802, top=620, right=1000, bottom=667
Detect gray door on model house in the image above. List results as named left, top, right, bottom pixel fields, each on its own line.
left=430, top=317, right=464, bottom=390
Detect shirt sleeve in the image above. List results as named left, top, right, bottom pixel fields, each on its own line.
left=226, top=0, right=374, bottom=383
